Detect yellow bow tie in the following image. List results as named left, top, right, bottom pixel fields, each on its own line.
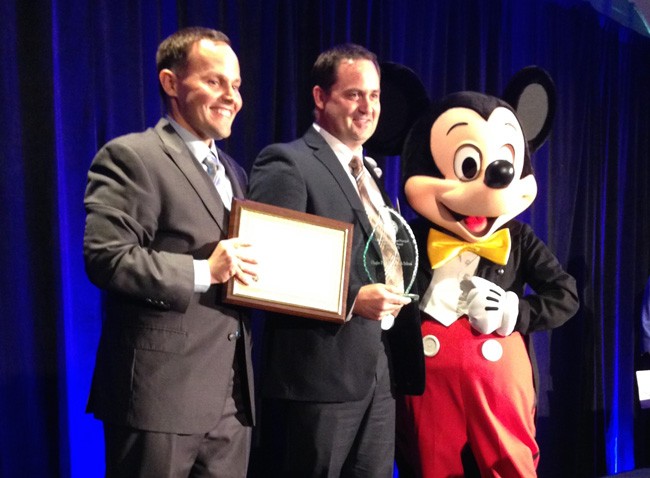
left=427, top=228, right=511, bottom=269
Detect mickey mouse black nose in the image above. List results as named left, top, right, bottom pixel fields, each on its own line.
left=484, top=160, right=515, bottom=189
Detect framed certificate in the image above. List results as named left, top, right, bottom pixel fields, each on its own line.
left=224, top=199, right=354, bottom=323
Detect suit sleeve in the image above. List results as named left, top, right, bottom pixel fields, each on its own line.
left=513, top=223, right=579, bottom=334
left=83, top=140, right=194, bottom=312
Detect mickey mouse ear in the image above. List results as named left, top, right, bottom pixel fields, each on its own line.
left=365, top=62, right=430, bottom=157
left=502, top=66, right=556, bottom=153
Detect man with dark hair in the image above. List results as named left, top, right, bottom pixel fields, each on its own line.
left=248, top=43, right=421, bottom=477
left=84, top=27, right=257, bottom=477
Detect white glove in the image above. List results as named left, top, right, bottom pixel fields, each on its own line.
left=464, top=276, right=519, bottom=336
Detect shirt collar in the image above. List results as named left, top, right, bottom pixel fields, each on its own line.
left=167, top=115, right=219, bottom=162
left=312, top=123, right=364, bottom=164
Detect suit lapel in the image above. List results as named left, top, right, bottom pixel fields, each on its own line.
left=304, top=127, right=376, bottom=239
left=154, top=119, right=229, bottom=234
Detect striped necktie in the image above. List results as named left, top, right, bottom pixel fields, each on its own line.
left=349, top=156, right=404, bottom=291
left=203, top=152, right=233, bottom=210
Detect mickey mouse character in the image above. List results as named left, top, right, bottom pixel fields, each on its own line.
left=393, top=68, right=580, bottom=477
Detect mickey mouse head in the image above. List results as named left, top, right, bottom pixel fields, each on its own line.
left=368, top=64, right=556, bottom=243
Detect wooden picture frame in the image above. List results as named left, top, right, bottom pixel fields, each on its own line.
left=224, top=199, right=354, bottom=323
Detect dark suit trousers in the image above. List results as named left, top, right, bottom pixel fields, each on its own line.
left=103, top=350, right=252, bottom=478
left=260, top=342, right=396, bottom=478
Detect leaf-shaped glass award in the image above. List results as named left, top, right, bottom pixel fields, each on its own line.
left=362, top=207, right=419, bottom=330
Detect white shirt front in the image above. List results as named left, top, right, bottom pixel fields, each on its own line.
left=420, top=251, right=480, bottom=326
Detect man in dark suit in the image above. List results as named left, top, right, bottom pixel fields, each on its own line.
left=83, top=27, right=258, bottom=477
left=247, top=44, right=422, bottom=477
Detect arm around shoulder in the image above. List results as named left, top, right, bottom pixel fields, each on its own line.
left=247, top=143, right=308, bottom=211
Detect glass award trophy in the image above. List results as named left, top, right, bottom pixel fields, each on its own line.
left=363, top=207, right=419, bottom=330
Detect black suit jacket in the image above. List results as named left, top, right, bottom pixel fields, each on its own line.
left=248, top=126, right=424, bottom=401
left=83, top=118, right=254, bottom=434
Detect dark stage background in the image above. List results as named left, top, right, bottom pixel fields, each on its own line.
left=1, top=0, right=650, bottom=476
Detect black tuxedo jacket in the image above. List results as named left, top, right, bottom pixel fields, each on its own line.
left=248, top=126, right=424, bottom=401
left=411, top=218, right=579, bottom=388
left=84, top=118, right=254, bottom=434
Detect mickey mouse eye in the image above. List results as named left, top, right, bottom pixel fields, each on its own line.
left=497, top=144, right=515, bottom=163
left=454, top=145, right=481, bottom=181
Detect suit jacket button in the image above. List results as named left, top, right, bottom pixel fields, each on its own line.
left=228, top=330, right=241, bottom=341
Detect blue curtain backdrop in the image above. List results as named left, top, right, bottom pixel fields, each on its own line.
left=1, top=0, right=649, bottom=476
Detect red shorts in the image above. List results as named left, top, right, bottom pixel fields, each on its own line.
left=397, top=316, right=539, bottom=478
